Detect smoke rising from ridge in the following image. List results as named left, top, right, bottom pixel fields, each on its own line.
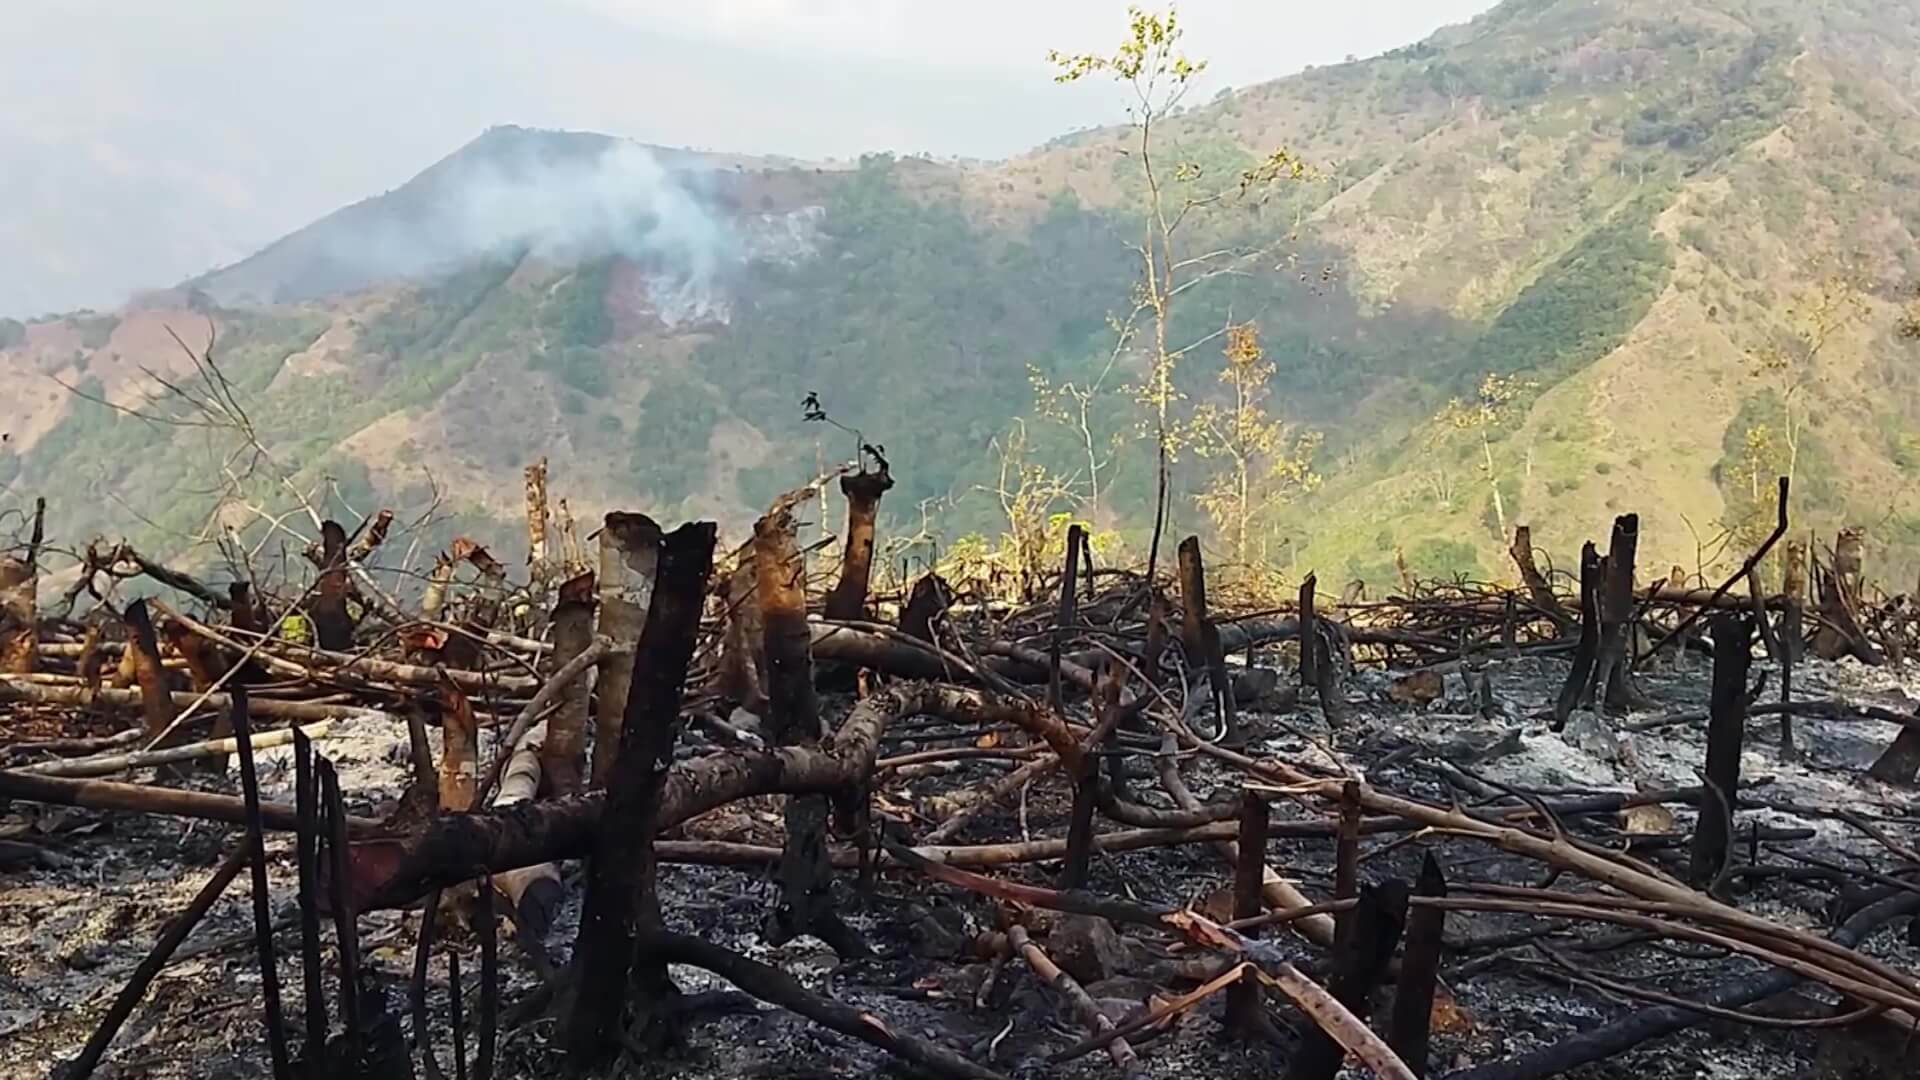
left=202, top=129, right=813, bottom=316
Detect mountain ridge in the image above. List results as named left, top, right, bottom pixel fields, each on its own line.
left=5, top=0, right=1919, bottom=592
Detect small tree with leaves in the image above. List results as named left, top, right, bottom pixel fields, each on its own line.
left=1187, top=323, right=1321, bottom=567
left=1747, top=263, right=1869, bottom=490
left=1436, top=372, right=1533, bottom=540
left=1050, top=5, right=1306, bottom=577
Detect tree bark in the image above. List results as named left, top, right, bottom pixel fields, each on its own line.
left=1225, top=791, right=1270, bottom=1035
left=591, top=511, right=659, bottom=787
left=1690, top=615, right=1751, bottom=887
left=538, top=571, right=595, bottom=797
left=311, top=520, right=354, bottom=651
left=823, top=466, right=893, bottom=622
left=123, top=600, right=179, bottom=745
left=758, top=502, right=867, bottom=956
left=1177, top=537, right=1240, bottom=745
left=1049, top=524, right=1085, bottom=712
left=1286, top=880, right=1409, bottom=1080
left=1551, top=542, right=1602, bottom=730
left=898, top=573, right=953, bottom=644
left=437, top=681, right=478, bottom=813
left=1388, top=853, right=1447, bottom=1077
left=1509, top=524, right=1572, bottom=633
left=1589, top=514, right=1639, bottom=711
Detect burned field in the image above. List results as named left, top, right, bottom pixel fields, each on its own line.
left=3, top=473, right=1920, bottom=1080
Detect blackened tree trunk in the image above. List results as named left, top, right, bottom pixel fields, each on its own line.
left=1551, top=543, right=1602, bottom=730
left=758, top=505, right=868, bottom=957
left=1689, top=615, right=1752, bottom=887
left=566, top=520, right=715, bottom=1067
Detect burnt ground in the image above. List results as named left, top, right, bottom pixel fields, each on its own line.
left=3, top=650, right=1918, bottom=1080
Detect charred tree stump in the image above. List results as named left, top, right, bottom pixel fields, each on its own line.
left=1141, top=590, right=1169, bottom=686
left=124, top=599, right=180, bottom=744
left=898, top=573, right=954, bottom=644
left=475, top=873, right=497, bottom=1080
left=1312, top=620, right=1350, bottom=726
left=1747, top=566, right=1778, bottom=660
left=232, top=687, right=293, bottom=1078
left=293, top=730, right=329, bottom=1060
left=717, top=543, right=768, bottom=718
left=538, top=571, right=595, bottom=797
left=1588, top=514, right=1640, bottom=712
left=1781, top=627, right=1802, bottom=755
left=0, top=497, right=42, bottom=673
left=1690, top=616, right=1752, bottom=887
left=436, top=682, right=478, bottom=814
left=566, top=520, right=715, bottom=1067
left=448, top=951, right=466, bottom=1080
left=1298, top=572, right=1319, bottom=689
left=312, top=521, right=355, bottom=652
left=1058, top=660, right=1120, bottom=890
left=1049, top=524, right=1086, bottom=712
left=1388, top=854, right=1447, bottom=1077
left=1225, top=791, right=1272, bottom=1037
left=824, top=466, right=894, bottom=621
left=1286, top=880, right=1410, bottom=1080
left=320, top=756, right=366, bottom=1067
left=1333, top=780, right=1362, bottom=917
left=1178, top=537, right=1242, bottom=746
left=1811, top=529, right=1884, bottom=665
left=758, top=506, right=870, bottom=955
left=1509, top=524, right=1573, bottom=634
left=1551, top=543, right=1602, bottom=730
left=591, top=511, right=660, bottom=787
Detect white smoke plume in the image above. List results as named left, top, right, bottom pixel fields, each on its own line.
left=202, top=127, right=801, bottom=314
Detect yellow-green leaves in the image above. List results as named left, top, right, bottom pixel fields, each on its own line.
left=1048, top=5, right=1204, bottom=87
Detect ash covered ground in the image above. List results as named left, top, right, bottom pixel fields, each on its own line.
left=3, top=650, right=1917, bottom=1080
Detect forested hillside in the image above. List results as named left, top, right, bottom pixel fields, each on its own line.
left=5, top=0, right=1919, bottom=594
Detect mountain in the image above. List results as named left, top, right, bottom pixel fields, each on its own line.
left=5, top=0, right=1920, bottom=594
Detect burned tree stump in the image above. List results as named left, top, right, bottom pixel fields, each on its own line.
left=1388, top=854, right=1447, bottom=1077
left=312, top=520, right=354, bottom=652
left=1690, top=615, right=1752, bottom=887
left=1178, top=537, right=1241, bottom=746
left=123, top=600, right=180, bottom=745
left=1589, top=514, right=1640, bottom=712
left=1298, top=572, right=1319, bottom=689
left=1509, top=524, right=1573, bottom=634
left=435, top=681, right=478, bottom=814
left=1225, top=791, right=1272, bottom=1037
left=566, top=520, right=715, bottom=1066
left=824, top=465, right=893, bottom=622
left=898, top=573, right=954, bottom=644
left=1286, top=879, right=1410, bottom=1080
left=1551, top=543, right=1602, bottom=730
left=1050, top=523, right=1086, bottom=712
left=757, top=504, right=869, bottom=956
left=0, top=497, right=41, bottom=674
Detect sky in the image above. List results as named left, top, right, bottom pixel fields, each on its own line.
left=0, top=0, right=1498, bottom=318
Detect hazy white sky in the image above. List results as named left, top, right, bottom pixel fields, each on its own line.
left=1, top=0, right=1498, bottom=316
